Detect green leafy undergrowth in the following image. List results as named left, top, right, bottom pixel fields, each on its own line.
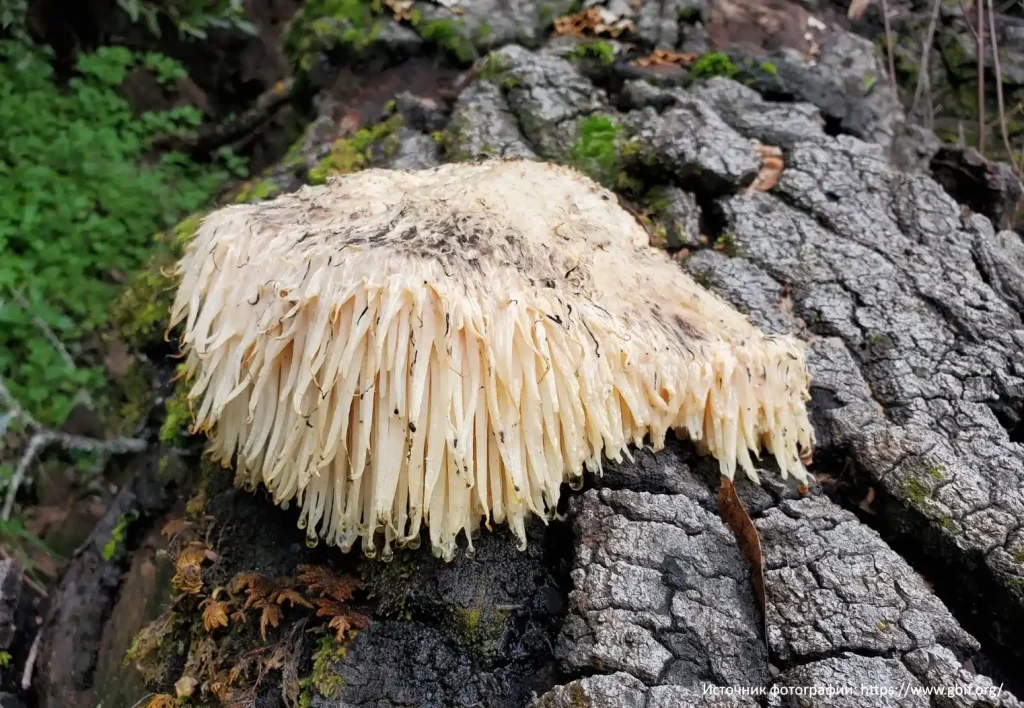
left=688, top=51, right=738, bottom=81
left=571, top=114, right=625, bottom=188
left=116, top=0, right=258, bottom=39
left=0, top=41, right=237, bottom=425
left=284, top=0, right=383, bottom=72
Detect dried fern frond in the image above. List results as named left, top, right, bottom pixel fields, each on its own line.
left=171, top=160, right=814, bottom=561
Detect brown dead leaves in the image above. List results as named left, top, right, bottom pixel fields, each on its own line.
left=172, top=541, right=217, bottom=595
left=748, top=143, right=785, bottom=193
left=554, top=7, right=632, bottom=39
left=297, top=564, right=369, bottom=641
left=201, top=599, right=230, bottom=632
left=631, top=49, right=698, bottom=68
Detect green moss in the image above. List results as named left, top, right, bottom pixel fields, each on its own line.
left=479, top=52, right=509, bottom=83
left=233, top=178, right=280, bottom=204
left=302, top=635, right=347, bottom=699
left=308, top=114, right=403, bottom=184
left=862, top=72, right=876, bottom=91
left=927, top=464, right=945, bottom=480
left=417, top=18, right=475, bottom=64
left=688, top=52, right=738, bottom=81
left=759, top=61, right=777, bottom=75
left=571, top=41, right=615, bottom=66
left=474, top=23, right=493, bottom=44
left=103, top=510, right=139, bottom=561
left=538, top=3, right=555, bottom=25
left=1011, top=549, right=1024, bottom=565
left=713, top=232, right=738, bottom=256
left=449, top=604, right=511, bottom=659
left=159, top=369, right=193, bottom=445
left=112, top=212, right=204, bottom=349
left=902, top=478, right=932, bottom=508
left=284, top=0, right=382, bottom=71
left=112, top=257, right=175, bottom=348
left=677, top=7, right=701, bottom=22
left=570, top=114, right=624, bottom=187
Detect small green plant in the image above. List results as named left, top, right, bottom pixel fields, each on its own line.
left=688, top=52, right=738, bottom=81
left=284, top=0, right=382, bottom=71
left=759, top=61, right=777, bottom=75
left=571, top=41, right=615, bottom=66
left=116, top=0, right=257, bottom=39
left=570, top=114, right=623, bottom=187
left=418, top=18, right=475, bottom=64
left=103, top=510, right=139, bottom=560
left=0, top=41, right=233, bottom=424
left=308, top=115, right=403, bottom=184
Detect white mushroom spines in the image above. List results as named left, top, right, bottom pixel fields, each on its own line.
left=171, top=160, right=814, bottom=561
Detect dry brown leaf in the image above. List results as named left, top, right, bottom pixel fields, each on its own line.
left=202, top=600, right=230, bottom=631
left=274, top=588, right=313, bottom=609
left=748, top=144, right=784, bottom=193
left=260, top=604, right=282, bottom=641
left=296, top=565, right=361, bottom=603
left=554, top=7, right=632, bottom=39
left=172, top=542, right=211, bottom=594
left=631, top=49, right=698, bottom=67
left=718, top=478, right=766, bottom=622
left=161, top=518, right=194, bottom=539
left=328, top=611, right=370, bottom=641
left=230, top=572, right=271, bottom=607
left=146, top=695, right=176, bottom=708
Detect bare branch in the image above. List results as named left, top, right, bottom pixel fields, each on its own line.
left=7, top=287, right=76, bottom=372
left=0, top=377, right=146, bottom=521
left=21, top=630, right=42, bottom=690
left=879, top=0, right=899, bottom=95
left=910, top=0, right=943, bottom=119
left=978, top=0, right=987, bottom=154
left=986, top=0, right=1017, bottom=165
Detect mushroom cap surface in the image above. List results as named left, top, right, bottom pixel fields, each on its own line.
left=172, top=160, right=813, bottom=560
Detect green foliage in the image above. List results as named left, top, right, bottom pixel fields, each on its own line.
left=571, top=41, right=615, bottom=66
left=0, top=0, right=29, bottom=41
left=308, top=114, right=403, bottom=184
left=570, top=114, right=623, bottom=187
left=284, top=0, right=382, bottom=71
left=102, top=510, right=139, bottom=560
left=116, top=0, right=257, bottom=39
left=759, top=61, right=777, bottom=75
left=0, top=41, right=232, bottom=424
left=417, top=18, right=475, bottom=64
left=0, top=650, right=10, bottom=667
left=688, top=52, right=738, bottom=81
left=233, top=178, right=280, bottom=203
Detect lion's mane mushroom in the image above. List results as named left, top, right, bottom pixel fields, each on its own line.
left=171, top=161, right=814, bottom=561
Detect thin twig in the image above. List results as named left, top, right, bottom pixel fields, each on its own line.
left=20, top=630, right=42, bottom=690
left=911, top=0, right=943, bottom=119
left=978, top=0, right=987, bottom=154
left=7, top=287, right=76, bottom=372
left=879, top=0, right=898, bottom=94
left=0, top=377, right=146, bottom=521
left=958, top=0, right=981, bottom=42
left=986, top=0, right=1016, bottom=164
